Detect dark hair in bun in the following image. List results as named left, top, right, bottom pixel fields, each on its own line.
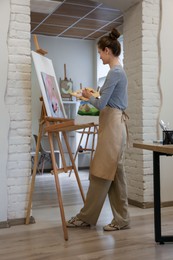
left=109, top=28, right=120, bottom=40
left=97, top=28, right=121, bottom=56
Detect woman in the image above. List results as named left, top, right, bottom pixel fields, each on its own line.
left=67, top=28, right=130, bottom=231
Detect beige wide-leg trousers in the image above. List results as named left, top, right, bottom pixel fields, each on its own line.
left=77, top=154, right=130, bottom=226
left=77, top=107, right=130, bottom=226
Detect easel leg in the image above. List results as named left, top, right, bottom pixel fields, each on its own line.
left=48, top=132, right=68, bottom=241
left=69, top=127, right=86, bottom=177
left=25, top=125, right=43, bottom=224
left=84, top=127, right=90, bottom=150
left=90, top=125, right=98, bottom=161
left=55, top=132, right=68, bottom=172
left=74, top=127, right=85, bottom=162
left=62, top=131, right=85, bottom=203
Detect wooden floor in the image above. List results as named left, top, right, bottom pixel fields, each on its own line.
left=0, top=170, right=173, bottom=260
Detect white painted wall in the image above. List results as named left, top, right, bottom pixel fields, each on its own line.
left=160, top=0, right=173, bottom=202
left=0, top=0, right=10, bottom=222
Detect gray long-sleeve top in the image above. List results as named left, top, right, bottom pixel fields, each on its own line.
left=89, top=65, right=128, bottom=111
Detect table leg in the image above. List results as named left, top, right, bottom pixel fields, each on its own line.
left=153, top=151, right=162, bottom=243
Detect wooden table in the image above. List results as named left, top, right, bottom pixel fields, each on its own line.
left=133, top=142, right=173, bottom=244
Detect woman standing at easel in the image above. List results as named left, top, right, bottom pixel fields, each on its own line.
left=67, top=28, right=130, bottom=231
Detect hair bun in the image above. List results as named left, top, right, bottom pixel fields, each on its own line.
left=109, top=28, right=120, bottom=40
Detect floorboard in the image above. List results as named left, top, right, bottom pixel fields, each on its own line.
left=0, top=170, right=173, bottom=260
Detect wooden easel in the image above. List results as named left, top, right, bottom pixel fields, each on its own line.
left=76, top=125, right=98, bottom=160
left=26, top=35, right=95, bottom=241
left=33, top=34, right=48, bottom=56
left=69, top=124, right=98, bottom=177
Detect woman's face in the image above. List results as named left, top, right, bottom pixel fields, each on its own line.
left=98, top=47, right=110, bottom=65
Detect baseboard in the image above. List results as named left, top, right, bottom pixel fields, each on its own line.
left=128, top=199, right=153, bottom=209
left=161, top=201, right=173, bottom=207
left=129, top=199, right=173, bottom=209
left=0, top=221, right=10, bottom=228
left=0, top=216, right=35, bottom=229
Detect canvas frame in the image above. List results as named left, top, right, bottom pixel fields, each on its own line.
left=31, top=51, right=66, bottom=118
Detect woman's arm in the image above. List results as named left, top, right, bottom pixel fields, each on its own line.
left=84, top=69, right=120, bottom=110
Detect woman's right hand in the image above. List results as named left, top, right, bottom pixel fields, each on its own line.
left=82, top=88, right=93, bottom=99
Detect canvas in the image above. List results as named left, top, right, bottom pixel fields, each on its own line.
left=31, top=51, right=66, bottom=118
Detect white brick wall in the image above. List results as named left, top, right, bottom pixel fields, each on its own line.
left=124, top=0, right=160, bottom=206
left=6, top=0, right=31, bottom=219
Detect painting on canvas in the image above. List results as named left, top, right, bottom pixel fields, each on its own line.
left=41, top=72, right=65, bottom=118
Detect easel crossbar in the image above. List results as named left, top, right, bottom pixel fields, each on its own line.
left=51, top=166, right=73, bottom=174
left=45, top=122, right=95, bottom=133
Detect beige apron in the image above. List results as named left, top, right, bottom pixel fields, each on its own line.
left=90, top=106, right=128, bottom=181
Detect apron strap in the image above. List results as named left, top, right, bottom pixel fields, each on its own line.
left=122, top=111, right=129, bottom=147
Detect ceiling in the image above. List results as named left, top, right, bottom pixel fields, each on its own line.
left=31, top=0, right=124, bottom=40
left=31, top=0, right=141, bottom=40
